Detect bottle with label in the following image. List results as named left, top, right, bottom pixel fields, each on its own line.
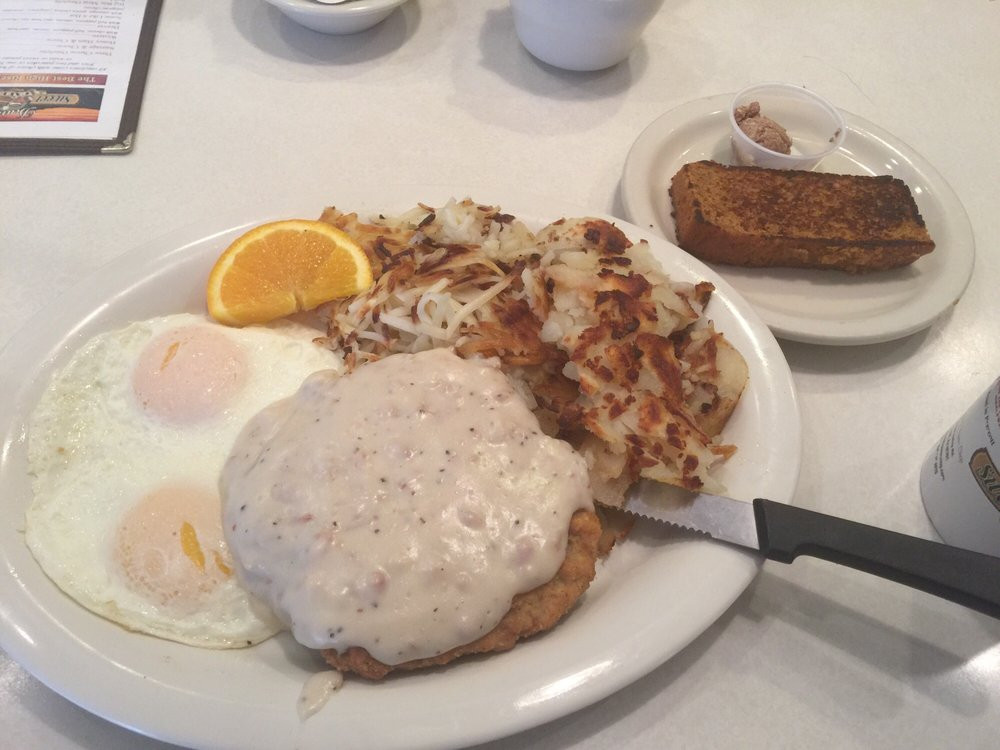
left=920, top=377, right=1000, bottom=556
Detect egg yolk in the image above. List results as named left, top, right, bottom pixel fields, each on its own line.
left=113, top=484, right=234, bottom=615
left=131, top=325, right=247, bottom=424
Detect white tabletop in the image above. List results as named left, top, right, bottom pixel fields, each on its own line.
left=2, top=1, right=999, bottom=748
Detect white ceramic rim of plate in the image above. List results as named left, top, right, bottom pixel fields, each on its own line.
left=0, top=190, right=801, bottom=750
left=621, top=93, right=975, bottom=346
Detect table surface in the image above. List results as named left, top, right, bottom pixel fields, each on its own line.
left=2, top=1, right=998, bottom=748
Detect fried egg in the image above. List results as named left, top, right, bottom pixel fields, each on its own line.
left=25, top=313, right=343, bottom=648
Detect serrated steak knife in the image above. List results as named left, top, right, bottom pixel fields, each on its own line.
left=626, top=492, right=1000, bottom=619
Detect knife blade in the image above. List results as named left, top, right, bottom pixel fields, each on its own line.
left=625, top=489, right=1000, bottom=619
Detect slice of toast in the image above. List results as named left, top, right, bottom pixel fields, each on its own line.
left=669, top=160, right=935, bottom=273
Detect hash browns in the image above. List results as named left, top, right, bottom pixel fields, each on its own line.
left=318, top=200, right=748, bottom=502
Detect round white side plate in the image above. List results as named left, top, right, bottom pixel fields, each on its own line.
left=0, top=190, right=800, bottom=750
left=622, top=93, right=975, bottom=346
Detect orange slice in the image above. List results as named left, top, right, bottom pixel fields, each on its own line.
left=206, top=220, right=373, bottom=326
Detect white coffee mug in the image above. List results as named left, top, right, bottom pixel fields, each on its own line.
left=510, top=0, right=665, bottom=72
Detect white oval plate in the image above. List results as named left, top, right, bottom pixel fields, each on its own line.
left=622, top=93, right=975, bottom=346
left=0, top=189, right=800, bottom=750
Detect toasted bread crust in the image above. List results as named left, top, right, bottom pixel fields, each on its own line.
left=669, top=161, right=935, bottom=273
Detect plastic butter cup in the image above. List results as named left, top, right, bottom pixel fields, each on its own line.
left=729, top=83, right=846, bottom=171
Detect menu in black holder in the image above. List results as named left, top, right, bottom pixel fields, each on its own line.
left=0, top=0, right=162, bottom=155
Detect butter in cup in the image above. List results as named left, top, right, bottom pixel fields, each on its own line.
left=729, top=83, right=846, bottom=171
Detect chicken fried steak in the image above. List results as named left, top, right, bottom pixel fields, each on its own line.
left=321, top=508, right=601, bottom=680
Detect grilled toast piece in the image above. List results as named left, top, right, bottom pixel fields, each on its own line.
left=669, top=160, right=935, bottom=273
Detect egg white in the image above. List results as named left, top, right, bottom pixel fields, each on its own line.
left=25, top=313, right=343, bottom=648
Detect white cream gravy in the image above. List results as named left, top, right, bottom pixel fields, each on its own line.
left=221, top=348, right=592, bottom=665
left=297, top=670, right=344, bottom=720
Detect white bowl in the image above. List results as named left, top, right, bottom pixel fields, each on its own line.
left=263, top=0, right=408, bottom=35
left=510, top=0, right=665, bottom=72
left=729, top=83, right=846, bottom=171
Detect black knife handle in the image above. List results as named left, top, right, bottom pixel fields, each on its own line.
left=753, top=498, right=1000, bottom=619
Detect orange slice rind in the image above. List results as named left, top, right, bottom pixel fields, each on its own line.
left=206, top=219, right=373, bottom=326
